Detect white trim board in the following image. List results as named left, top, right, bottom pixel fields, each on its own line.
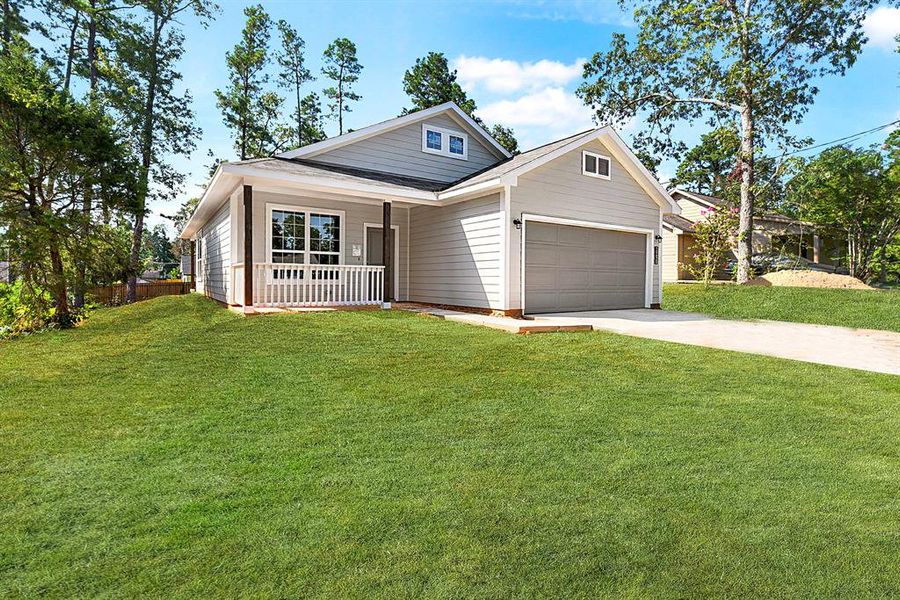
left=519, top=213, right=655, bottom=314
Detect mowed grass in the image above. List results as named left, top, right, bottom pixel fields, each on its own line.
left=664, top=283, right=900, bottom=332
left=2, top=295, right=899, bottom=598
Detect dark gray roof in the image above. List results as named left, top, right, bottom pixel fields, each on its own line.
left=228, top=157, right=444, bottom=193
left=232, top=129, right=600, bottom=195
left=284, top=158, right=447, bottom=191
left=663, top=214, right=696, bottom=233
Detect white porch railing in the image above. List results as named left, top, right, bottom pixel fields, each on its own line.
left=242, top=263, right=384, bottom=308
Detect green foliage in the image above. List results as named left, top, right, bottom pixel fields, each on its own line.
left=673, top=126, right=740, bottom=196
left=673, top=125, right=788, bottom=209
left=297, top=91, right=326, bottom=146
left=321, top=37, right=362, bottom=135
left=787, top=135, right=899, bottom=281
left=488, top=123, right=519, bottom=155
left=275, top=19, right=313, bottom=150
left=0, top=41, right=136, bottom=326
left=577, top=0, right=880, bottom=282
left=0, top=280, right=54, bottom=337
left=215, top=4, right=288, bottom=160
left=402, top=51, right=476, bottom=117
left=680, top=205, right=739, bottom=284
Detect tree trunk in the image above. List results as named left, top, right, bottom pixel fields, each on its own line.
left=47, top=234, right=72, bottom=327
left=736, top=105, right=755, bottom=284
left=74, top=4, right=98, bottom=309
left=126, top=9, right=161, bottom=302
left=63, top=8, right=80, bottom=92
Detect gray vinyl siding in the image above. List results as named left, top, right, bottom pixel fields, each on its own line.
left=309, top=114, right=501, bottom=183
left=198, top=201, right=231, bottom=303
left=408, top=193, right=504, bottom=309
left=243, top=191, right=409, bottom=300
left=508, top=139, right=663, bottom=309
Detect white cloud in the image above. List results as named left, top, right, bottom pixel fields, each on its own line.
left=477, top=87, right=596, bottom=148
left=454, top=56, right=585, bottom=94
left=863, top=6, right=900, bottom=50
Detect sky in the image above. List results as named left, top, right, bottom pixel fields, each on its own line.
left=149, top=0, right=900, bottom=233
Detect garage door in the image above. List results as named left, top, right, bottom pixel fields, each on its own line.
left=524, top=221, right=647, bottom=313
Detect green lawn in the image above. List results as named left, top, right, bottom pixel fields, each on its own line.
left=2, top=296, right=899, bottom=598
left=664, top=283, right=900, bottom=332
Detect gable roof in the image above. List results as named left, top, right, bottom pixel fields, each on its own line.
left=181, top=125, right=678, bottom=238
left=670, top=188, right=813, bottom=228
left=276, top=102, right=512, bottom=161
left=663, top=213, right=696, bottom=233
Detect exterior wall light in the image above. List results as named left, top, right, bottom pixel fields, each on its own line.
left=513, top=218, right=523, bottom=230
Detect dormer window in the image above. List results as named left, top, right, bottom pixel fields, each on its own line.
left=422, top=123, right=468, bottom=160
left=582, top=151, right=611, bottom=180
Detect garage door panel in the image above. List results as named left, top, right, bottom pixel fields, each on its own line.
left=527, top=224, right=559, bottom=243
left=525, top=222, right=647, bottom=313
left=525, top=267, right=559, bottom=290
left=525, top=245, right=560, bottom=267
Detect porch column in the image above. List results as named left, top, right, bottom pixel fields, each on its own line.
left=813, top=233, right=821, bottom=264
left=190, top=240, right=196, bottom=286
left=243, top=185, right=253, bottom=308
left=382, top=200, right=392, bottom=307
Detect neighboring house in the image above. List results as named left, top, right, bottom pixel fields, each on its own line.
left=0, top=261, right=8, bottom=284
left=180, top=102, right=679, bottom=315
left=662, top=188, right=836, bottom=282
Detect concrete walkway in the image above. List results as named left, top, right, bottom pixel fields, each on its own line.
left=402, top=305, right=900, bottom=375
left=532, top=309, right=900, bottom=375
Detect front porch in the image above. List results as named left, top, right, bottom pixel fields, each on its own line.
left=233, top=262, right=386, bottom=309
left=230, top=184, right=406, bottom=312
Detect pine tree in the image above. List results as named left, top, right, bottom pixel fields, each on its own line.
left=321, top=37, right=362, bottom=135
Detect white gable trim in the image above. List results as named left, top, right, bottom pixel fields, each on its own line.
left=276, top=102, right=511, bottom=161
left=671, top=188, right=717, bottom=209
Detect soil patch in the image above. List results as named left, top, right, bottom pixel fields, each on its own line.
left=746, top=269, right=872, bottom=289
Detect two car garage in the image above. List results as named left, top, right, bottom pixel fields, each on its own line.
left=523, top=220, right=651, bottom=314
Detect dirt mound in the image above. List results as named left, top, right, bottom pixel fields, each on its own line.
left=746, top=269, right=872, bottom=289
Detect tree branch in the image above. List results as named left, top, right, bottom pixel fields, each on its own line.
left=625, top=92, right=740, bottom=113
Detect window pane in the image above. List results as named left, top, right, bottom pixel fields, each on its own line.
left=597, top=157, right=610, bottom=177
left=584, top=154, right=597, bottom=174
left=310, top=253, right=339, bottom=265
left=449, top=135, right=464, bottom=155
left=272, top=236, right=283, bottom=250
left=426, top=129, right=442, bottom=150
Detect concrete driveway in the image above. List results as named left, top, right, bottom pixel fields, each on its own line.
left=531, top=309, right=900, bottom=375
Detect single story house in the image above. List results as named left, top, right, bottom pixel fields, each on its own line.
left=180, top=102, right=680, bottom=315
left=661, top=188, right=838, bottom=282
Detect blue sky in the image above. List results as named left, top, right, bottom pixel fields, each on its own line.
left=151, top=0, right=900, bottom=232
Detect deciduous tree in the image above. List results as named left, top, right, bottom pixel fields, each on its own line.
left=577, top=0, right=882, bottom=283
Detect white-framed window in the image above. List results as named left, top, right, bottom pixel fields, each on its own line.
left=582, top=150, right=611, bottom=180
left=267, top=204, right=344, bottom=266
left=422, top=123, right=468, bottom=160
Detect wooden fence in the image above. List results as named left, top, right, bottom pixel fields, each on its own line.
left=90, top=280, right=194, bottom=305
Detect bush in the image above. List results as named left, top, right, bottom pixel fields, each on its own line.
left=0, top=281, right=89, bottom=338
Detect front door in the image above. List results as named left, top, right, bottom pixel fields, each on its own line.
left=365, top=226, right=398, bottom=300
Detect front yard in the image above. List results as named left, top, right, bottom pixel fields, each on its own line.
left=664, top=282, right=900, bottom=331
left=2, top=295, right=899, bottom=597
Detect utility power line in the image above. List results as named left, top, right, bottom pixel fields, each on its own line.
left=771, top=119, right=899, bottom=159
